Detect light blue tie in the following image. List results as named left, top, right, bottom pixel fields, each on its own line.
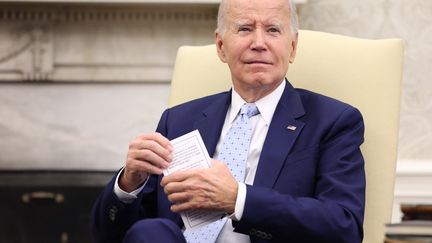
left=184, top=103, right=259, bottom=243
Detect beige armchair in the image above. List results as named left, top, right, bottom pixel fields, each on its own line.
left=168, top=30, right=404, bottom=243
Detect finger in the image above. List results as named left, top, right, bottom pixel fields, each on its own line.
left=210, top=159, right=218, bottom=166
left=127, top=158, right=164, bottom=175
left=163, top=178, right=201, bottom=194
left=170, top=200, right=213, bottom=213
left=164, top=180, right=213, bottom=206
left=129, top=149, right=170, bottom=169
left=171, top=201, right=192, bottom=213
left=166, top=191, right=191, bottom=203
left=138, top=133, right=173, bottom=152
left=161, top=170, right=196, bottom=187
left=210, top=159, right=226, bottom=169
left=130, top=139, right=173, bottom=163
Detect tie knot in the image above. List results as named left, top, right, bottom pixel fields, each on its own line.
left=240, top=103, right=259, bottom=118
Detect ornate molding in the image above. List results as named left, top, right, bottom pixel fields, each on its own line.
left=0, top=27, right=33, bottom=64
left=0, top=24, right=53, bottom=81
left=0, top=5, right=217, bottom=23
left=0, top=0, right=306, bottom=82
left=0, top=4, right=217, bottom=82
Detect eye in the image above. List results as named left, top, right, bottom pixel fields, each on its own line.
left=268, top=27, right=280, bottom=33
left=238, top=26, right=252, bottom=32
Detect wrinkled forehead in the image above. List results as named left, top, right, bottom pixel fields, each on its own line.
left=225, top=0, right=291, bottom=25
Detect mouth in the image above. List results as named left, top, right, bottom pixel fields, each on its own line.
left=244, top=60, right=272, bottom=65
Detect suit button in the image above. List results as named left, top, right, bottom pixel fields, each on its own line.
left=109, top=205, right=118, bottom=221
left=267, top=233, right=273, bottom=240
left=250, top=228, right=257, bottom=236
left=256, top=230, right=265, bottom=239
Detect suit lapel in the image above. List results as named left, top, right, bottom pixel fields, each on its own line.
left=194, top=92, right=231, bottom=157
left=191, top=82, right=305, bottom=188
left=253, top=81, right=306, bottom=188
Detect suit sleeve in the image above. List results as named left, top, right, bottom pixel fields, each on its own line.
left=90, top=109, right=170, bottom=243
left=233, top=107, right=365, bottom=243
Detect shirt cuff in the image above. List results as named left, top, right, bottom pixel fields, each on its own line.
left=229, top=182, right=246, bottom=221
left=113, top=168, right=148, bottom=204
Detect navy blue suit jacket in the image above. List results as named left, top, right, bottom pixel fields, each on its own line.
left=91, top=80, right=365, bottom=243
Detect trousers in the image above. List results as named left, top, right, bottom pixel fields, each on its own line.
left=123, top=218, right=186, bottom=243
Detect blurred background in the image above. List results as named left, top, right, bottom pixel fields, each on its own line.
left=0, top=0, right=431, bottom=242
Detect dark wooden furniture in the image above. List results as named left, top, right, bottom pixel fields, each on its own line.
left=0, top=170, right=114, bottom=243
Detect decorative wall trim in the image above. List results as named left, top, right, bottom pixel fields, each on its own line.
left=396, top=160, right=432, bottom=176
left=0, top=24, right=53, bottom=81
left=0, top=6, right=218, bottom=23
left=392, top=160, right=432, bottom=222
left=395, top=160, right=432, bottom=198
left=0, top=0, right=307, bottom=83
left=0, top=3, right=218, bottom=82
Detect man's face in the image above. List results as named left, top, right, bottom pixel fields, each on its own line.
left=216, top=0, right=298, bottom=99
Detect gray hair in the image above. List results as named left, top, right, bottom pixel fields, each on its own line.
left=216, top=0, right=299, bottom=37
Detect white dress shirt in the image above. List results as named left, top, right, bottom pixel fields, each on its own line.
left=114, top=81, right=286, bottom=243
left=215, top=81, right=285, bottom=243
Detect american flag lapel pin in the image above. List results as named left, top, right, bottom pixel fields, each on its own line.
left=287, top=125, right=297, bottom=131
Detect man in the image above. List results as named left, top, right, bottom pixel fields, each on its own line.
left=91, top=0, right=365, bottom=242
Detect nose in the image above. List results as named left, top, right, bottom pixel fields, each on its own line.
left=250, top=29, right=267, bottom=51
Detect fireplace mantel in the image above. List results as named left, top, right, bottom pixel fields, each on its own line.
left=0, top=0, right=306, bottom=82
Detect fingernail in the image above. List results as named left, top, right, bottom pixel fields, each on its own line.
left=156, top=168, right=163, bottom=175
left=160, top=163, right=168, bottom=170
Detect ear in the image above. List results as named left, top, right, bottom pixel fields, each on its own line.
left=289, top=32, right=299, bottom=64
left=215, top=31, right=227, bottom=63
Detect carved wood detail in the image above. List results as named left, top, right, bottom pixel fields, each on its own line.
left=0, top=4, right=217, bottom=82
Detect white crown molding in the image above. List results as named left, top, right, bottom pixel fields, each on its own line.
left=392, top=159, right=432, bottom=222
left=395, top=159, right=432, bottom=198
left=0, top=5, right=217, bottom=22
left=396, top=159, right=432, bottom=175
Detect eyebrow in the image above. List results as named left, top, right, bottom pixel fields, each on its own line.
left=267, top=23, right=283, bottom=29
left=232, top=19, right=284, bottom=28
left=232, top=20, right=253, bottom=28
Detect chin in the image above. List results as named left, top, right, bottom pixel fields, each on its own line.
left=234, top=71, right=283, bottom=88
left=249, top=74, right=280, bottom=87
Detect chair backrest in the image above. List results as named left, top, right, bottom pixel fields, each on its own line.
left=168, top=30, right=404, bottom=243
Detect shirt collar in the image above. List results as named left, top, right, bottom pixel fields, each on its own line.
left=229, top=80, right=286, bottom=126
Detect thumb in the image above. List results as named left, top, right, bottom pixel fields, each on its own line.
left=210, top=159, right=222, bottom=167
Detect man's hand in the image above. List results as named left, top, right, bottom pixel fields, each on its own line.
left=119, top=132, right=173, bottom=192
left=161, top=160, right=238, bottom=214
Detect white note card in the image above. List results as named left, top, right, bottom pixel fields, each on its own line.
left=163, top=130, right=225, bottom=230
left=163, top=130, right=211, bottom=175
